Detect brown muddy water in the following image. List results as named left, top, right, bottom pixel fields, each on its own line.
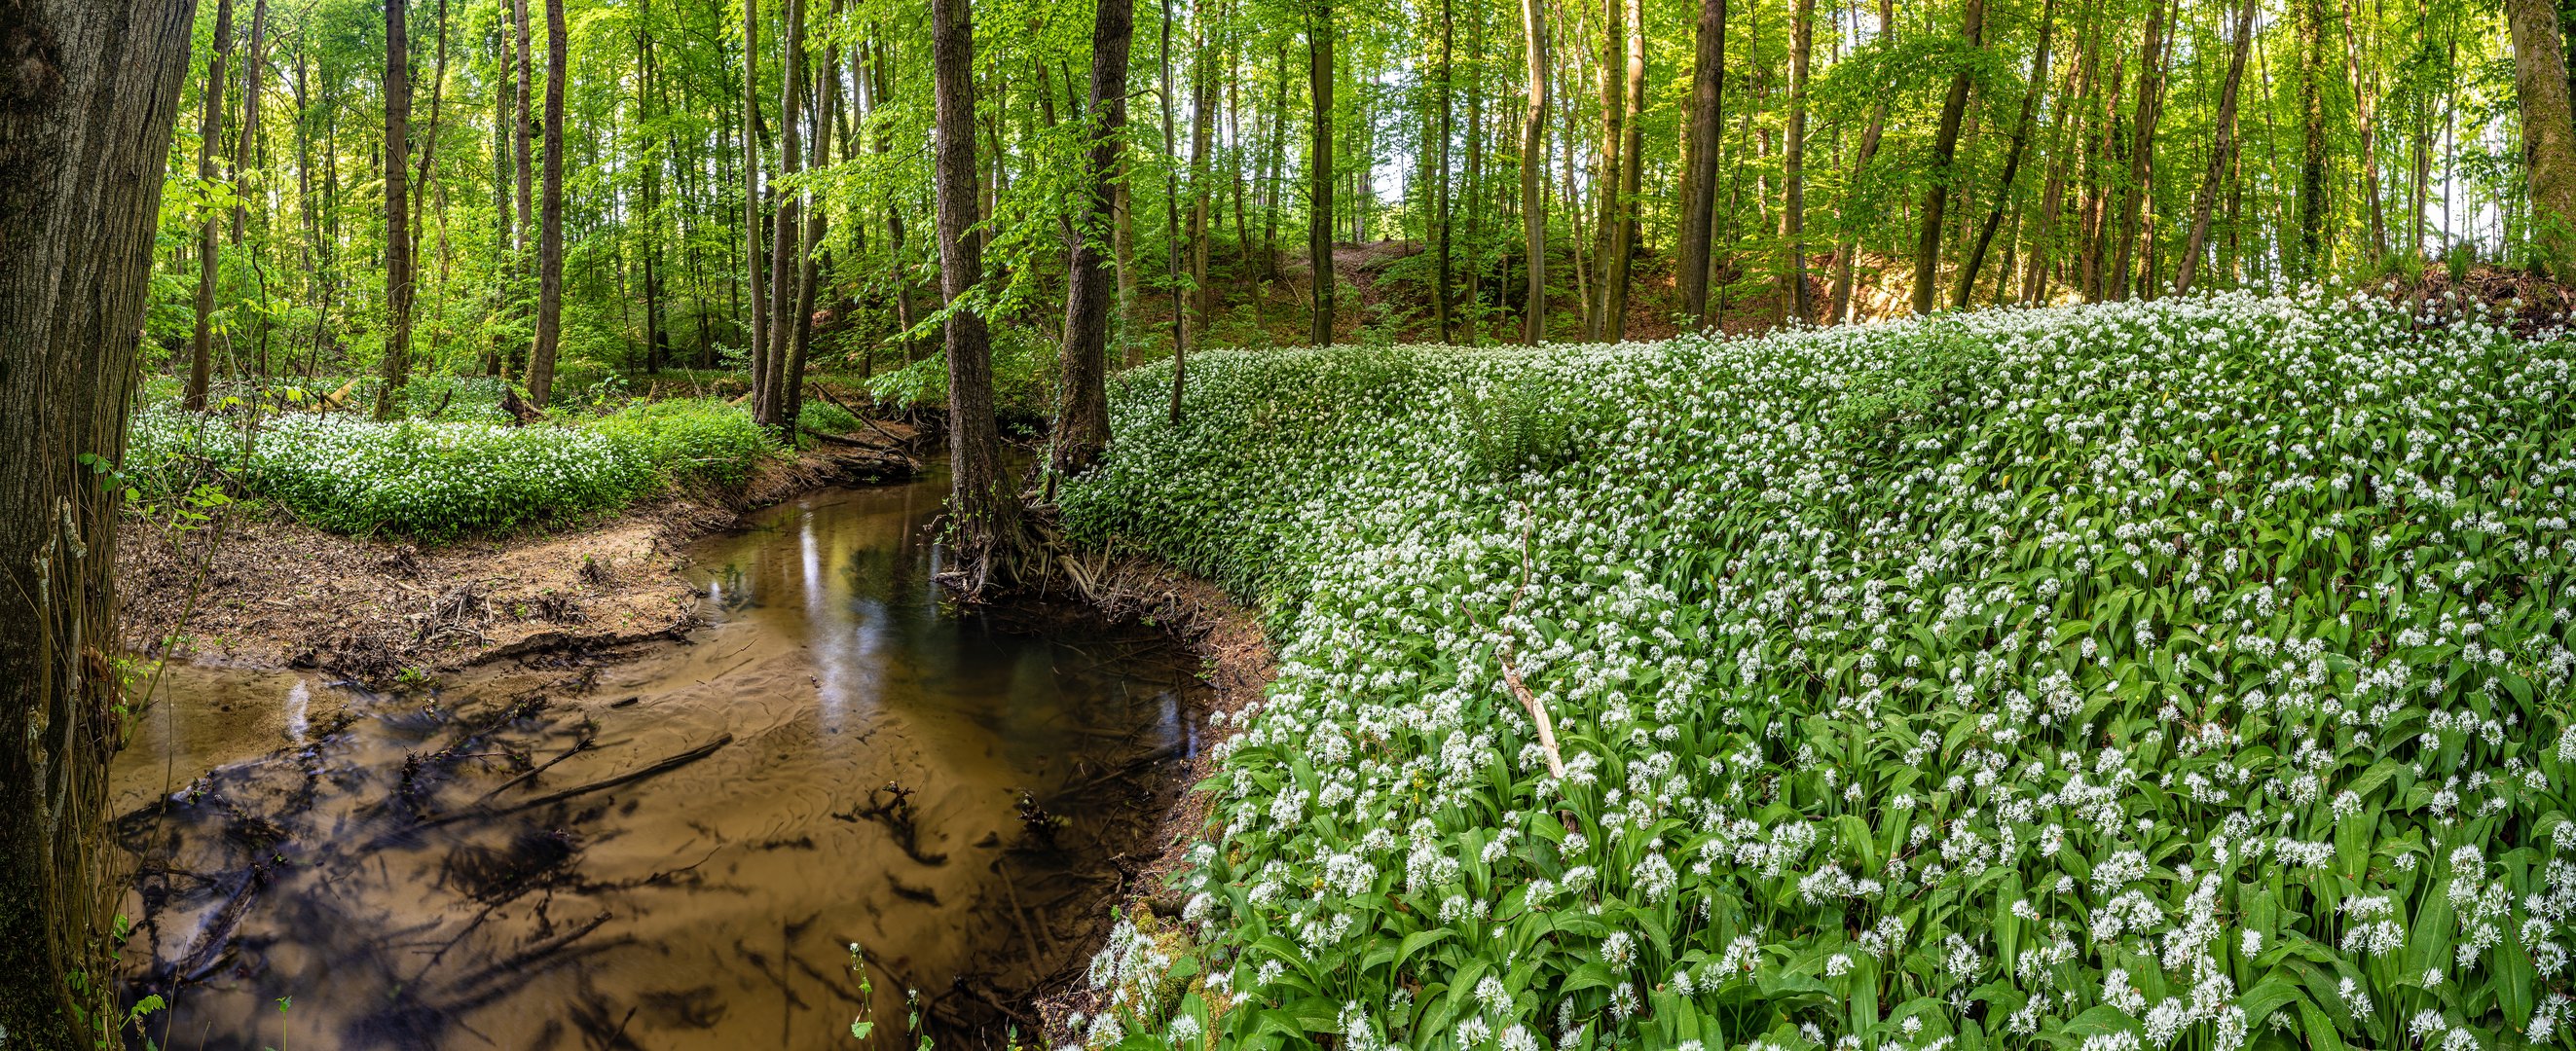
left=111, top=469, right=1206, bottom=1050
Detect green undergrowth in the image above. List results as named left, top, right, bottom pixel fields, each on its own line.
left=128, top=395, right=778, bottom=540
left=1058, top=293, right=2576, bottom=1051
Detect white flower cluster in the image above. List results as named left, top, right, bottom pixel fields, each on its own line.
left=1061, top=292, right=2576, bottom=1051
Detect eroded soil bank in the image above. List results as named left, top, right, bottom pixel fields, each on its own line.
left=107, top=450, right=1259, bottom=1049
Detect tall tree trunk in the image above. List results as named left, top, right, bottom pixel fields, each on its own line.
left=927, top=0, right=1030, bottom=579
left=1054, top=0, right=1132, bottom=478
left=0, top=2, right=194, bottom=1040
left=528, top=0, right=567, bottom=407
left=489, top=24, right=510, bottom=375
left=2175, top=0, right=2256, bottom=294
left=1463, top=0, right=1486, bottom=341
left=1518, top=0, right=1548, bottom=344
left=1433, top=0, right=1455, bottom=343
left=1588, top=0, right=1623, bottom=339
left=1825, top=0, right=1889, bottom=324
left=2025, top=23, right=2086, bottom=303
left=2295, top=0, right=2329, bottom=280
left=1677, top=0, right=1727, bottom=326
left=1307, top=0, right=1336, bottom=346
left=742, top=0, right=766, bottom=380
left=375, top=0, right=412, bottom=419
left=1187, top=1, right=1215, bottom=333
left=1264, top=44, right=1287, bottom=282
left=1912, top=0, right=1984, bottom=314
left=2108, top=0, right=2166, bottom=301
left=1602, top=0, right=1643, bottom=338
left=1777, top=0, right=1811, bottom=321
left=1159, top=0, right=1188, bottom=408
left=760, top=0, right=806, bottom=428
left=1956, top=0, right=2054, bottom=307
left=232, top=0, right=267, bottom=248
left=2510, top=0, right=2576, bottom=279
left=189, top=0, right=236, bottom=413
left=515, top=0, right=534, bottom=259
left=785, top=30, right=829, bottom=429
left=2340, top=0, right=2385, bottom=262
left=638, top=16, right=665, bottom=373
left=410, top=0, right=448, bottom=283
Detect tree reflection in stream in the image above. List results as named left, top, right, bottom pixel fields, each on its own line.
left=112, top=472, right=1205, bottom=1049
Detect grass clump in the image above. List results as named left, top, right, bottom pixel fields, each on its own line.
left=1060, top=293, right=2576, bottom=1051
left=129, top=396, right=777, bottom=540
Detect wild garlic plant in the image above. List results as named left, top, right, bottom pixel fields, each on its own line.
left=1059, top=292, right=2576, bottom=1051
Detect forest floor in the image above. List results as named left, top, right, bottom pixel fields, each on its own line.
left=117, top=418, right=926, bottom=684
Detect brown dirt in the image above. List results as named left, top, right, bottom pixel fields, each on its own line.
left=1022, top=555, right=1277, bottom=1043
left=117, top=426, right=925, bottom=684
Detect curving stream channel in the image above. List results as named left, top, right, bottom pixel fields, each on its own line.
left=112, top=466, right=1204, bottom=1049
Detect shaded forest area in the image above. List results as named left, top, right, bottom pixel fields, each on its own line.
left=157, top=0, right=2560, bottom=424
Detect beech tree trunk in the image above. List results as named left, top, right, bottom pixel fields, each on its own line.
left=377, top=0, right=413, bottom=419
left=1307, top=0, right=1335, bottom=346
left=1676, top=0, right=1727, bottom=326
left=188, top=0, right=235, bottom=414
left=1518, top=0, right=1548, bottom=344
left=1956, top=0, right=2054, bottom=307
left=1053, top=0, right=1133, bottom=478
left=1588, top=0, right=1623, bottom=340
left=528, top=0, right=567, bottom=407
left=1603, top=0, right=1644, bottom=338
left=927, top=0, right=1031, bottom=578
left=0, top=1, right=195, bottom=1040
left=759, top=0, right=807, bottom=429
left=785, top=28, right=830, bottom=429
left=1433, top=0, right=1455, bottom=343
left=2510, top=0, right=2576, bottom=279
left=2295, top=0, right=2329, bottom=280
left=1778, top=0, right=1811, bottom=322
left=2175, top=0, right=2257, bottom=295
left=1825, top=0, right=1889, bottom=324
left=2108, top=0, right=2166, bottom=302
left=1912, top=0, right=1984, bottom=314
left=742, top=0, right=766, bottom=376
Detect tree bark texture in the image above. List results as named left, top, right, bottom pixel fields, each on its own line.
left=1053, top=0, right=1132, bottom=478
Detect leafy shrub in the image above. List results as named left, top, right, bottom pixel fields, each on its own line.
left=799, top=396, right=864, bottom=435
left=1061, top=293, right=2576, bottom=1051
left=588, top=398, right=774, bottom=489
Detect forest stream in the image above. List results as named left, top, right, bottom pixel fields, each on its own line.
left=107, top=465, right=1206, bottom=1050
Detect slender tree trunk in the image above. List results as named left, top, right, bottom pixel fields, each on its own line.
left=1159, top=0, right=1188, bottom=410
left=189, top=0, right=236, bottom=413
left=1054, top=0, right=1132, bottom=477
left=232, top=0, right=267, bottom=248
left=1588, top=0, right=1623, bottom=340
left=638, top=17, right=665, bottom=373
left=927, top=0, right=1030, bottom=577
left=1187, top=0, right=1215, bottom=333
left=0, top=2, right=194, bottom=1039
left=489, top=24, right=510, bottom=375
left=1519, top=0, right=1548, bottom=344
left=375, top=0, right=413, bottom=419
left=1463, top=0, right=1487, bottom=341
left=1433, top=0, right=1455, bottom=343
left=1677, top=0, right=1727, bottom=326
left=2340, top=0, right=2385, bottom=262
left=1307, top=0, right=1336, bottom=346
left=2108, top=0, right=2166, bottom=301
left=742, top=0, right=766, bottom=377
left=1912, top=0, right=1984, bottom=314
left=785, top=25, right=829, bottom=428
left=2025, top=25, right=2085, bottom=303
left=515, top=0, right=534, bottom=258
left=1956, top=0, right=2054, bottom=307
left=528, top=0, right=567, bottom=406
left=760, top=0, right=807, bottom=428
left=1778, top=0, right=1812, bottom=321
left=2510, top=0, right=2576, bottom=278
left=2175, top=0, right=2256, bottom=294
left=1264, top=44, right=1286, bottom=282
left=1826, top=0, right=1890, bottom=323
left=410, top=0, right=448, bottom=284
left=2296, top=0, right=2329, bottom=280
left=1602, top=0, right=1643, bottom=338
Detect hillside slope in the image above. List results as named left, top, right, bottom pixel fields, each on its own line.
left=1060, top=294, right=2576, bottom=1051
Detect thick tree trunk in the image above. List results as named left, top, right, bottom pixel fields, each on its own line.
left=1677, top=0, right=1727, bottom=327
left=1825, top=0, right=1889, bottom=324
left=2175, top=0, right=2256, bottom=295
left=189, top=0, right=235, bottom=414
left=2510, top=0, right=2576, bottom=279
left=1912, top=0, right=1984, bottom=314
left=1956, top=0, right=2054, bottom=307
left=0, top=2, right=194, bottom=1040
left=1777, top=0, right=1811, bottom=322
left=528, top=0, right=567, bottom=407
left=376, top=0, right=413, bottom=419
left=1053, top=0, right=1132, bottom=478
left=927, top=0, right=1030, bottom=580
left=1307, top=0, right=1335, bottom=346
left=2295, top=0, right=2328, bottom=280
left=1518, top=0, right=1547, bottom=344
